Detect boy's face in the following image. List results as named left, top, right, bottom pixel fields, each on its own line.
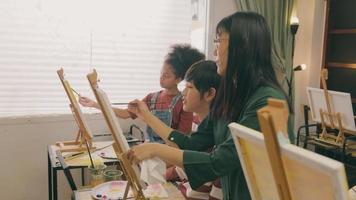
left=182, top=81, right=203, bottom=113
left=160, top=63, right=181, bottom=89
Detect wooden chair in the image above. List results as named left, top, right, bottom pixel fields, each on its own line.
left=229, top=98, right=349, bottom=200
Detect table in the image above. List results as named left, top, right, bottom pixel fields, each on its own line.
left=48, top=141, right=119, bottom=200
left=72, top=182, right=185, bottom=200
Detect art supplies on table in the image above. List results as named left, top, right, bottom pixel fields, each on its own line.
left=91, top=181, right=168, bottom=200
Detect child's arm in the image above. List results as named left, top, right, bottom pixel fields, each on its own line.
left=112, top=108, right=131, bottom=119
left=79, top=96, right=100, bottom=109
left=128, top=99, right=179, bottom=148
left=79, top=96, right=131, bottom=119
left=127, top=143, right=184, bottom=167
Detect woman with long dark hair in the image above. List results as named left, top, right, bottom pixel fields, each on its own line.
left=126, top=12, right=294, bottom=200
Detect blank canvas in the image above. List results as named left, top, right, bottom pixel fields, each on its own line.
left=307, top=87, right=355, bottom=132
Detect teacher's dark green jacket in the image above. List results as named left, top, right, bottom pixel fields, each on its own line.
left=167, top=86, right=294, bottom=200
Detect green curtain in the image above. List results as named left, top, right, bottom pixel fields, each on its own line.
left=236, top=0, right=296, bottom=100
left=236, top=0, right=297, bottom=136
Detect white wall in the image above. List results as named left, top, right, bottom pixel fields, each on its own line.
left=293, top=0, right=326, bottom=130
left=206, top=0, right=237, bottom=59
left=0, top=113, right=141, bottom=200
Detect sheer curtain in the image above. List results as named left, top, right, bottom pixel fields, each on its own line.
left=0, top=0, right=192, bottom=116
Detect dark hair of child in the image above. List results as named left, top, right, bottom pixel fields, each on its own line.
left=165, top=44, right=205, bottom=80
left=185, top=60, right=221, bottom=98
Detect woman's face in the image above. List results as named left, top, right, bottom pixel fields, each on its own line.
left=214, top=31, right=229, bottom=76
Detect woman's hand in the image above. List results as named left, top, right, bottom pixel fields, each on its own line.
left=79, top=96, right=98, bottom=108
left=126, top=143, right=159, bottom=164
left=127, top=99, right=151, bottom=121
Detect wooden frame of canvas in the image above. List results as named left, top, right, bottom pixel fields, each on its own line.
left=86, top=69, right=147, bottom=200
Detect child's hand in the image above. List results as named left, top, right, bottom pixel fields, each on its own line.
left=127, top=99, right=150, bottom=120
left=79, top=96, right=98, bottom=108
left=126, top=143, right=157, bottom=164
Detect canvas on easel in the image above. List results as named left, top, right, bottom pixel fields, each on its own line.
left=229, top=98, right=349, bottom=200
left=306, top=87, right=356, bottom=145
left=86, top=69, right=147, bottom=200
left=306, top=69, right=356, bottom=147
left=56, top=68, right=96, bottom=152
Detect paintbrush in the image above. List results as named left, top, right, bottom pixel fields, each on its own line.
left=71, top=88, right=80, bottom=96
left=84, top=139, right=95, bottom=169
left=111, top=102, right=134, bottom=105
left=112, top=102, right=167, bottom=106
left=63, top=143, right=113, bottom=160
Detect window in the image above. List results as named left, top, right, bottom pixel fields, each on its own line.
left=0, top=0, right=207, bottom=116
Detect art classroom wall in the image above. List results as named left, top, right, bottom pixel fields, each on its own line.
left=293, top=0, right=326, bottom=130
left=205, top=0, right=237, bottom=59
left=0, top=113, right=142, bottom=200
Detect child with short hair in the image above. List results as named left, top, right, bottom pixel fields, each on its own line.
left=175, top=60, right=222, bottom=200
left=130, top=60, right=223, bottom=199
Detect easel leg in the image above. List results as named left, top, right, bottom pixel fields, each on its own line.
left=48, top=153, right=53, bottom=200
left=303, top=105, right=310, bottom=148
left=81, top=168, right=85, bottom=186
left=54, top=168, right=58, bottom=200
left=123, top=181, right=130, bottom=200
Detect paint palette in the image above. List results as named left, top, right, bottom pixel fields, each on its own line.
left=98, top=146, right=117, bottom=159
left=91, top=181, right=132, bottom=199
left=91, top=181, right=169, bottom=199
left=144, top=183, right=168, bottom=198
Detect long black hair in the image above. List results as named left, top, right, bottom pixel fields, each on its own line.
left=211, top=12, right=291, bottom=122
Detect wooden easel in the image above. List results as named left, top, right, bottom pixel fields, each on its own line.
left=56, top=68, right=96, bottom=152
left=86, top=69, right=147, bottom=200
left=257, top=99, right=292, bottom=200
left=315, top=69, right=356, bottom=147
